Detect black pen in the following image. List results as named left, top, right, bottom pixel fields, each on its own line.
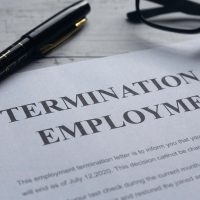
left=0, top=0, right=90, bottom=79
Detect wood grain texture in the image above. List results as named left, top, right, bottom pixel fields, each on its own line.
left=0, top=0, right=198, bottom=70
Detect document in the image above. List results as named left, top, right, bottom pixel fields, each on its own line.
left=0, top=39, right=200, bottom=200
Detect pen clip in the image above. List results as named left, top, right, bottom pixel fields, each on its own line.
left=39, top=18, right=87, bottom=55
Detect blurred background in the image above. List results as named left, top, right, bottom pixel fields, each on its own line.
left=0, top=0, right=199, bottom=70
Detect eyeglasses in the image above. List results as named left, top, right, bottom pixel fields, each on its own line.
left=127, top=0, right=200, bottom=34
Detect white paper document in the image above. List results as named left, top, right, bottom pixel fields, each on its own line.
left=0, top=40, right=200, bottom=200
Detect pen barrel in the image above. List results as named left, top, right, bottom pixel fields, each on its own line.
left=24, top=0, right=90, bottom=45
left=0, top=37, right=33, bottom=78
left=0, top=0, right=91, bottom=79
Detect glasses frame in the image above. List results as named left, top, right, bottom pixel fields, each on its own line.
left=134, top=0, right=200, bottom=34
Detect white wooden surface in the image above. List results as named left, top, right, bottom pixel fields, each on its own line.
left=0, top=0, right=199, bottom=71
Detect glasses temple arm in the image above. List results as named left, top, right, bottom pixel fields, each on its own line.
left=146, top=0, right=200, bottom=15
left=127, top=7, right=177, bottom=23
left=127, top=0, right=200, bottom=23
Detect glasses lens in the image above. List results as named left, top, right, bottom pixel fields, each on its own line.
left=139, top=0, right=200, bottom=30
